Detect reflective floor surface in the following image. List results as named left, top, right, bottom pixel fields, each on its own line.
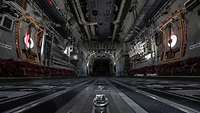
left=0, top=77, right=200, bottom=113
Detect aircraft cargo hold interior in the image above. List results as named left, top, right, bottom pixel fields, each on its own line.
left=0, top=0, right=200, bottom=113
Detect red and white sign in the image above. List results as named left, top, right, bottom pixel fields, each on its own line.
left=24, top=28, right=34, bottom=49
left=168, top=34, right=178, bottom=48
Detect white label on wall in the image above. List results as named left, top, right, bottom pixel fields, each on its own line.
left=64, top=45, right=73, bottom=57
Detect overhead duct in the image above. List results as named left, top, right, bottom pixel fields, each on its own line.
left=34, top=0, right=68, bottom=38
left=113, top=0, right=126, bottom=24
left=71, top=0, right=98, bottom=40
left=136, top=0, right=171, bottom=28
left=71, top=0, right=91, bottom=40
left=184, top=0, right=200, bottom=11
left=74, top=0, right=97, bottom=26
left=35, top=0, right=66, bottom=24
left=112, top=0, right=126, bottom=41
left=112, top=0, right=131, bottom=41
left=125, top=0, right=170, bottom=42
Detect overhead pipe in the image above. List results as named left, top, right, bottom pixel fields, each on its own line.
left=71, top=0, right=92, bottom=40
left=134, top=0, right=157, bottom=27
left=71, top=0, right=83, bottom=25
left=35, top=0, right=66, bottom=24
left=74, top=0, right=99, bottom=39
left=133, top=0, right=171, bottom=35
left=72, top=0, right=99, bottom=40
left=125, top=0, right=159, bottom=42
left=90, top=25, right=96, bottom=37
left=113, top=0, right=126, bottom=24
left=75, top=0, right=97, bottom=25
left=112, top=25, right=119, bottom=41
left=112, top=0, right=126, bottom=41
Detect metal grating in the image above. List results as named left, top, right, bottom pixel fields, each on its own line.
left=16, top=0, right=27, bottom=9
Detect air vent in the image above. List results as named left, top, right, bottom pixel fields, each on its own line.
left=184, top=0, right=200, bottom=11
left=0, top=14, right=14, bottom=31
